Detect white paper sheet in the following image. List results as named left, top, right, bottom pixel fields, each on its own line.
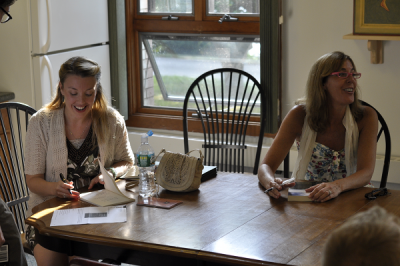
left=100, top=160, right=126, bottom=195
left=50, top=206, right=127, bottom=226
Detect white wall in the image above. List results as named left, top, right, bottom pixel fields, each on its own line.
left=282, top=0, right=400, bottom=157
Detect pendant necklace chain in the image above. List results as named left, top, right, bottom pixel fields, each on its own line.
left=67, top=120, right=91, bottom=139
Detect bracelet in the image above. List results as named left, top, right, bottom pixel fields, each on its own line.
left=107, top=167, right=117, bottom=179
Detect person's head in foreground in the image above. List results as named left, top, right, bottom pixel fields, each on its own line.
left=323, top=206, right=400, bottom=266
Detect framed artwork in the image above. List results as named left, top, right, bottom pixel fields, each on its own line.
left=354, top=0, right=400, bottom=35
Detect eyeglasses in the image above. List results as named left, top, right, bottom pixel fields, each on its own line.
left=364, top=188, right=390, bottom=200
left=331, top=72, right=361, bottom=79
left=0, top=7, right=12, bottom=23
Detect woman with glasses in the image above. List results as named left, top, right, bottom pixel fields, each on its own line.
left=258, top=51, right=378, bottom=202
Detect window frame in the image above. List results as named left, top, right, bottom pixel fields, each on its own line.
left=125, top=0, right=268, bottom=135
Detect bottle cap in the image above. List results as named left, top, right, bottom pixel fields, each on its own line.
left=141, top=133, right=148, bottom=143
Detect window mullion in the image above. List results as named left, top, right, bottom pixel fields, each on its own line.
left=142, top=38, right=169, bottom=101
left=195, top=0, right=204, bottom=21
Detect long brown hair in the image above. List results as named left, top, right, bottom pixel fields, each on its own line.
left=45, top=56, right=110, bottom=146
left=296, top=51, right=363, bottom=132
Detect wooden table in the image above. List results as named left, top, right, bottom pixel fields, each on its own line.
left=26, top=173, right=395, bottom=266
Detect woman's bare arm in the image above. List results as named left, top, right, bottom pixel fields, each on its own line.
left=26, top=174, right=79, bottom=199
left=258, top=105, right=305, bottom=198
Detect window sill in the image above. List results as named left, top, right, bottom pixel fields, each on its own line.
left=126, top=112, right=275, bottom=137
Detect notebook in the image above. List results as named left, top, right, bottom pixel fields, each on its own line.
left=80, top=162, right=135, bottom=207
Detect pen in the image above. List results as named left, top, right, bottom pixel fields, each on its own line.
left=264, top=187, right=275, bottom=193
left=59, top=173, right=72, bottom=195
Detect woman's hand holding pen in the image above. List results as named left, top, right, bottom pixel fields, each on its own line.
left=56, top=179, right=79, bottom=199
left=265, top=177, right=296, bottom=199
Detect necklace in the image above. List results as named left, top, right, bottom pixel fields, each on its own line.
left=67, top=121, right=91, bottom=140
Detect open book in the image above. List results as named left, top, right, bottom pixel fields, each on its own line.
left=80, top=162, right=135, bottom=207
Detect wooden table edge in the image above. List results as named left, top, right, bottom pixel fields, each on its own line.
left=198, top=251, right=288, bottom=266
left=25, top=216, right=201, bottom=259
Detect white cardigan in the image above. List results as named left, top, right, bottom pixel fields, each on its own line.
left=24, top=107, right=134, bottom=217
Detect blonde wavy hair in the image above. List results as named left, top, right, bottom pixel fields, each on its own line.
left=296, top=51, right=363, bottom=133
left=45, top=56, right=110, bottom=146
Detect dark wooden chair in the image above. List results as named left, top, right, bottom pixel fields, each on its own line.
left=360, top=100, right=391, bottom=188
left=0, top=102, right=36, bottom=253
left=183, top=68, right=267, bottom=175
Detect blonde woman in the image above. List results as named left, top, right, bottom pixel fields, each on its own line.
left=25, top=56, right=134, bottom=266
left=258, top=51, right=378, bottom=202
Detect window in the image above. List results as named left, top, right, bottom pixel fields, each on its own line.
left=141, top=34, right=260, bottom=110
left=125, top=1, right=264, bottom=132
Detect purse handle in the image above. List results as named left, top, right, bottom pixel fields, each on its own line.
left=186, top=149, right=204, bottom=161
left=153, top=148, right=204, bottom=164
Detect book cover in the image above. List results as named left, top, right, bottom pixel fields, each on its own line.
left=287, top=181, right=319, bottom=202
left=288, top=188, right=312, bottom=202
left=80, top=161, right=135, bottom=207
left=201, top=166, right=217, bottom=182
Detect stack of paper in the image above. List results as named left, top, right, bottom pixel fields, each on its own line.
left=50, top=206, right=127, bottom=226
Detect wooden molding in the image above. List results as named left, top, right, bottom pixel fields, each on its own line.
left=343, top=34, right=400, bottom=64
left=126, top=113, right=263, bottom=137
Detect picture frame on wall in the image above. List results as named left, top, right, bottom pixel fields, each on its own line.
left=354, top=0, right=400, bottom=35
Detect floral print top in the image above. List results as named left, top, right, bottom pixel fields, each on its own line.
left=66, top=127, right=100, bottom=190
left=296, top=140, right=347, bottom=182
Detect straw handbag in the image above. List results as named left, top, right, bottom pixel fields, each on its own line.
left=154, top=149, right=204, bottom=192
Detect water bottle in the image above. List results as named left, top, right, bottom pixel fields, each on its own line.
left=137, top=131, right=155, bottom=198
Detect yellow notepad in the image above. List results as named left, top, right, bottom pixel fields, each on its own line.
left=80, top=161, right=135, bottom=207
